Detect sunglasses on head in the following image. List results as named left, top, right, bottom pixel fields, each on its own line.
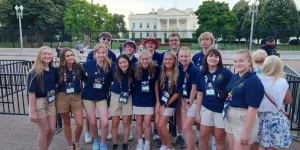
left=101, top=37, right=111, bottom=42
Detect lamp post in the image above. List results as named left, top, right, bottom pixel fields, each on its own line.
left=15, top=5, right=24, bottom=55
left=249, top=0, right=259, bottom=51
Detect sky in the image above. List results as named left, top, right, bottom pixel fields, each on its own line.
left=92, top=0, right=300, bottom=28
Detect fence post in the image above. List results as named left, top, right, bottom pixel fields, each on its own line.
left=12, top=30, right=15, bottom=48
left=30, top=29, right=33, bottom=48
left=69, top=31, right=72, bottom=48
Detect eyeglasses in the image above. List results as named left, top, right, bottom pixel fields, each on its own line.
left=169, top=39, right=179, bottom=42
left=101, top=37, right=111, bottom=42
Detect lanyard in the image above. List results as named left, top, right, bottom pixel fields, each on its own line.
left=64, top=69, right=75, bottom=82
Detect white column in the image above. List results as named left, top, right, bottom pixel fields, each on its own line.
left=157, top=19, right=160, bottom=38
left=167, top=19, right=169, bottom=38
left=177, top=19, right=179, bottom=29
left=186, top=19, right=189, bottom=38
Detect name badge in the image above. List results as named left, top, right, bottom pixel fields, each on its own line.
left=65, top=82, right=75, bottom=94
left=119, top=92, right=129, bottom=104
left=93, top=77, right=103, bottom=89
left=205, top=83, right=215, bottom=96
left=141, top=81, right=150, bottom=92
left=47, top=90, right=55, bottom=103
left=161, top=91, right=170, bottom=104
left=182, top=84, right=188, bottom=96
left=222, top=99, right=230, bottom=119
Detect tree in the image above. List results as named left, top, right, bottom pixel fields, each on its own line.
left=257, top=0, right=300, bottom=44
left=0, top=0, right=69, bottom=46
left=193, top=1, right=237, bottom=41
left=63, top=0, right=113, bottom=45
left=111, top=14, right=128, bottom=39
left=232, top=0, right=249, bottom=41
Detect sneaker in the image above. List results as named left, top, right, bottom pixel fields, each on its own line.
left=159, top=145, right=167, bottom=150
left=171, top=136, right=177, bottom=144
left=129, top=131, right=133, bottom=141
left=92, top=140, right=100, bottom=150
left=152, top=129, right=159, bottom=141
left=112, top=144, right=118, bottom=150
left=211, top=136, right=216, bottom=150
left=177, top=135, right=186, bottom=148
left=195, top=132, right=200, bottom=144
left=156, top=138, right=162, bottom=147
left=106, top=132, right=112, bottom=140
left=100, top=143, right=107, bottom=150
left=85, top=132, right=93, bottom=144
left=122, top=143, right=129, bottom=150
left=135, top=143, right=143, bottom=150
left=143, top=143, right=150, bottom=150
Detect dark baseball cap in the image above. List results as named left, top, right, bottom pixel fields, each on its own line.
left=266, top=36, right=275, bottom=42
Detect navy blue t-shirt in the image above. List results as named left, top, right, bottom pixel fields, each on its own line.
left=152, top=51, right=163, bottom=66
left=130, top=55, right=138, bottom=68
left=158, top=71, right=183, bottom=108
left=182, top=63, right=199, bottom=99
left=192, top=51, right=204, bottom=71
left=27, top=67, right=56, bottom=98
left=86, top=49, right=117, bottom=62
left=196, top=67, right=233, bottom=113
left=132, top=66, right=160, bottom=107
left=56, top=65, right=87, bottom=93
left=81, top=60, right=114, bottom=101
left=226, top=72, right=264, bottom=109
left=111, top=66, right=134, bottom=94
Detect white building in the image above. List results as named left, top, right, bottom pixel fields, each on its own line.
left=128, top=8, right=198, bottom=39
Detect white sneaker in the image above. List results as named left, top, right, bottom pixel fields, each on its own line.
left=159, top=145, right=167, bottom=150
left=106, top=132, right=112, bottom=140
left=211, top=136, right=216, bottom=150
left=135, top=144, right=143, bottom=150
left=152, top=129, right=159, bottom=140
left=129, top=131, right=133, bottom=141
left=171, top=136, right=177, bottom=144
left=143, top=144, right=150, bottom=150
left=195, top=131, right=200, bottom=144
left=85, top=132, right=93, bottom=144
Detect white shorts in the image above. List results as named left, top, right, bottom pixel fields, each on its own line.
left=181, top=101, right=197, bottom=117
left=133, top=106, right=154, bottom=115
left=162, top=108, right=174, bottom=116
left=200, top=106, right=225, bottom=129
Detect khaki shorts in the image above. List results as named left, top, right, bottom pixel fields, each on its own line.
left=224, top=107, right=259, bottom=144
left=162, top=108, right=174, bottom=116
left=181, top=100, right=197, bottom=117
left=109, top=92, right=132, bottom=116
left=83, top=99, right=107, bottom=108
left=133, top=106, right=154, bottom=115
left=200, top=106, right=224, bottom=128
left=30, top=98, right=56, bottom=119
left=56, top=92, right=83, bottom=113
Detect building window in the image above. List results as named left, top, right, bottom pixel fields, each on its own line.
left=154, top=32, right=157, bottom=38
left=147, top=33, right=149, bottom=37
left=164, top=33, right=167, bottom=38
left=193, top=22, right=196, bottom=28
left=140, top=23, right=142, bottom=28
left=133, top=23, right=135, bottom=28
left=154, top=24, right=157, bottom=29
left=147, top=23, right=149, bottom=28
left=140, top=33, right=142, bottom=38
left=132, top=33, right=135, bottom=38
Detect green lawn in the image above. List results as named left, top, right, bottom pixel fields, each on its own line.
left=1, top=42, right=300, bottom=51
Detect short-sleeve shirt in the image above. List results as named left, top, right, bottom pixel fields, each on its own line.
left=56, top=65, right=87, bottom=93
left=225, top=72, right=264, bottom=109
left=158, top=70, right=183, bottom=108
left=192, top=51, right=204, bottom=71
left=152, top=51, right=163, bottom=66
left=111, top=66, right=134, bottom=95
left=27, top=67, right=56, bottom=98
left=182, top=63, right=199, bottom=99
left=132, top=66, right=160, bottom=107
left=81, top=60, right=114, bottom=101
left=130, top=55, right=138, bottom=68
left=196, top=67, right=233, bottom=113
left=86, top=49, right=117, bottom=62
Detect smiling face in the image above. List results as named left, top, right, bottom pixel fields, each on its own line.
left=207, top=53, right=220, bottom=67
left=163, top=53, right=176, bottom=69
left=140, top=53, right=151, bottom=69
left=169, top=36, right=180, bottom=50
left=125, top=43, right=135, bottom=55
left=41, top=48, right=53, bottom=64
left=234, top=53, right=252, bottom=74
left=95, top=47, right=107, bottom=62
left=118, top=57, right=129, bottom=72
left=99, top=36, right=111, bottom=47
left=145, top=41, right=156, bottom=51
left=178, top=50, right=190, bottom=66
left=64, top=50, right=75, bottom=65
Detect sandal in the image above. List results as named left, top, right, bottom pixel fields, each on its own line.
left=73, top=142, right=82, bottom=150
left=67, top=146, right=74, bottom=150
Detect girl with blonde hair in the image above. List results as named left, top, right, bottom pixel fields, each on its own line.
left=133, top=50, right=160, bottom=150
left=157, top=51, right=183, bottom=150
left=251, top=56, right=292, bottom=150
left=27, top=46, right=56, bottom=150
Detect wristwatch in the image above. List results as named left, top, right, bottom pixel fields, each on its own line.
left=163, top=103, right=168, bottom=108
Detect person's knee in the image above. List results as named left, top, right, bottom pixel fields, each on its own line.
left=48, top=127, right=56, bottom=136
left=40, top=126, right=50, bottom=135
left=76, top=120, right=83, bottom=129
left=200, top=131, right=211, bottom=143
left=182, top=124, right=192, bottom=133
left=157, top=121, right=166, bottom=131
left=144, top=120, right=152, bottom=129
left=215, top=135, right=226, bottom=145
left=101, top=120, right=109, bottom=130
left=122, top=120, right=130, bottom=128
left=112, top=122, right=119, bottom=130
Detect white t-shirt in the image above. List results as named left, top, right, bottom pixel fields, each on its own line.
left=258, top=76, right=288, bottom=112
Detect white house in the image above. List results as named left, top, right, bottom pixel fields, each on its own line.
left=128, top=8, right=198, bottom=39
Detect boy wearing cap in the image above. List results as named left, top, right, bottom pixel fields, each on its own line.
left=123, top=40, right=138, bottom=68
left=142, top=35, right=163, bottom=66
left=86, top=32, right=117, bottom=62
left=261, top=36, right=278, bottom=56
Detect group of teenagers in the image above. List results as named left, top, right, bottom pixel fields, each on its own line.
left=27, top=31, right=293, bottom=150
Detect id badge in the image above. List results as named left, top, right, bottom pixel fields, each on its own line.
left=93, top=78, right=103, bottom=89
left=182, top=84, right=188, bottom=96
left=222, top=100, right=230, bottom=119
left=119, top=92, right=129, bottom=104
left=206, top=89, right=215, bottom=96
left=47, top=90, right=55, bottom=103
left=141, top=81, right=150, bottom=93
left=161, top=91, right=170, bottom=103
left=65, top=82, right=75, bottom=94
